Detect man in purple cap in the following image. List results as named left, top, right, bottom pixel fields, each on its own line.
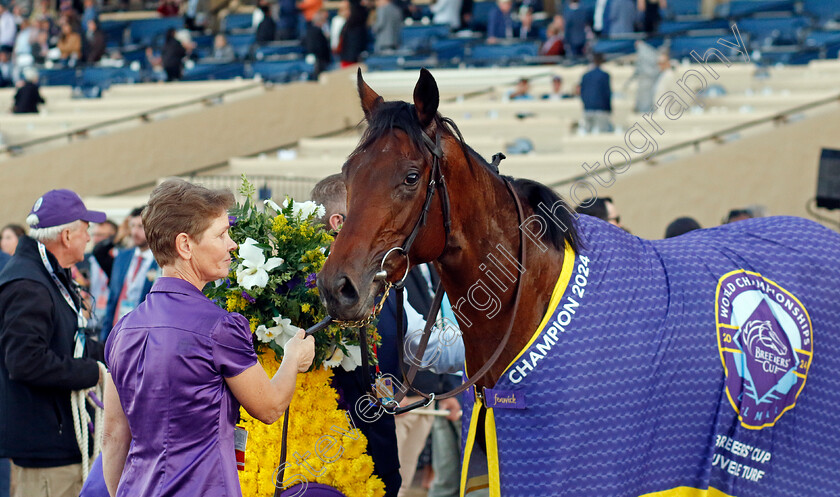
left=0, top=189, right=107, bottom=497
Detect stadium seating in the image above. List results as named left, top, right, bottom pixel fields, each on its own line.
left=128, top=16, right=185, bottom=45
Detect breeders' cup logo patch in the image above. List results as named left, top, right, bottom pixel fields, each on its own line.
left=716, top=270, right=813, bottom=430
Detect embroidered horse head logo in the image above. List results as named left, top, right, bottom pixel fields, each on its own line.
left=743, top=319, right=788, bottom=357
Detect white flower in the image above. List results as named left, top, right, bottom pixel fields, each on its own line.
left=282, top=199, right=326, bottom=220
left=340, top=344, right=362, bottom=371
left=264, top=199, right=282, bottom=212
left=254, top=315, right=301, bottom=346
left=236, top=238, right=284, bottom=290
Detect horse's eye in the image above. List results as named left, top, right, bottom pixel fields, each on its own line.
left=404, top=172, right=420, bottom=185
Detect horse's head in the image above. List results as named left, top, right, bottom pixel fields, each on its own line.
left=318, top=69, right=450, bottom=320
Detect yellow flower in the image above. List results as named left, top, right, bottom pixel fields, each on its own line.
left=249, top=317, right=259, bottom=332
left=238, top=357, right=384, bottom=497
left=301, top=303, right=311, bottom=313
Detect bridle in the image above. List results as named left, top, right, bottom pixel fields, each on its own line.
left=306, top=125, right=528, bottom=416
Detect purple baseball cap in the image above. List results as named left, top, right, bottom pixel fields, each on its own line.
left=27, top=189, right=107, bottom=229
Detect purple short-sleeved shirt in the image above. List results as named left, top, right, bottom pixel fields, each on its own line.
left=105, top=277, right=258, bottom=497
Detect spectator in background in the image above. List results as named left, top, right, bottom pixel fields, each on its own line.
left=460, top=0, right=473, bottom=30
left=723, top=208, right=753, bottom=224
left=542, top=75, right=570, bottom=99
left=303, top=10, right=331, bottom=77
left=563, top=0, right=587, bottom=58
left=161, top=28, right=186, bottom=81
left=156, top=0, right=179, bottom=17
left=607, top=0, right=635, bottom=37
left=12, top=67, right=43, bottom=114
left=0, top=51, right=11, bottom=87
left=592, top=0, right=607, bottom=35
left=277, top=0, right=298, bottom=40
left=575, top=196, right=622, bottom=228
left=330, top=0, right=348, bottom=52
left=431, top=0, right=461, bottom=30
left=516, top=6, right=539, bottom=40
left=338, top=0, right=368, bottom=67
left=578, top=52, right=612, bottom=133
left=628, top=39, right=658, bottom=113
left=13, top=18, right=36, bottom=78
left=0, top=3, right=16, bottom=52
left=0, top=225, right=25, bottom=256
left=84, top=18, right=105, bottom=64
left=486, top=0, right=513, bottom=43
left=0, top=189, right=106, bottom=497
left=373, top=0, right=402, bottom=53
left=210, top=33, right=235, bottom=62
left=653, top=51, right=676, bottom=103
left=56, top=21, right=81, bottom=62
left=80, top=0, right=97, bottom=31
left=100, top=206, right=158, bottom=342
left=540, top=15, right=564, bottom=56
left=665, top=217, right=701, bottom=238
left=297, top=0, right=323, bottom=27
left=507, top=77, right=533, bottom=100
left=639, top=0, right=665, bottom=34
left=255, top=1, right=276, bottom=43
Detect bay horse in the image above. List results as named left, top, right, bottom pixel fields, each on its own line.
left=318, top=69, right=840, bottom=497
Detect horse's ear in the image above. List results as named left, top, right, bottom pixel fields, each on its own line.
left=357, top=68, right=383, bottom=121
left=413, top=68, right=439, bottom=129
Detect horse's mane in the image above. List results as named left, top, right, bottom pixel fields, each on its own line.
left=354, top=100, right=579, bottom=253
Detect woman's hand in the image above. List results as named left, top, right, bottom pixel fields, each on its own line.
left=284, top=330, right=315, bottom=372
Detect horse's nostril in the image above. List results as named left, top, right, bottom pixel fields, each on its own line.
left=336, top=275, right=359, bottom=305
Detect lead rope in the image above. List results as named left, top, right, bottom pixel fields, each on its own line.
left=71, top=345, right=107, bottom=479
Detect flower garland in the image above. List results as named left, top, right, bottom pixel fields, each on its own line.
left=238, top=355, right=385, bottom=497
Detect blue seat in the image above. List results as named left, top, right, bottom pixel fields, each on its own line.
left=224, top=13, right=254, bottom=32
left=666, top=0, right=701, bottom=16
left=39, top=68, right=78, bottom=86
left=592, top=37, right=637, bottom=55
left=657, top=18, right=728, bottom=35
left=806, top=30, right=840, bottom=47
left=803, top=0, right=840, bottom=24
left=227, top=33, right=255, bottom=59
left=401, top=24, right=452, bottom=52
left=182, top=62, right=246, bottom=80
left=100, top=21, right=128, bottom=47
left=432, top=38, right=468, bottom=63
left=714, top=0, right=794, bottom=17
left=254, top=42, right=304, bottom=60
left=669, top=34, right=733, bottom=59
left=192, top=34, right=215, bottom=50
left=251, top=60, right=313, bottom=82
left=738, top=16, right=809, bottom=45
left=363, top=54, right=404, bottom=71
left=466, top=42, right=539, bottom=66
left=128, top=17, right=184, bottom=45
left=80, top=67, right=140, bottom=88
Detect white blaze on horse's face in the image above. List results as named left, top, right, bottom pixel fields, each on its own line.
left=318, top=69, right=445, bottom=321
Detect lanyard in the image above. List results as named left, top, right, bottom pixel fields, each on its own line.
left=37, top=241, right=88, bottom=333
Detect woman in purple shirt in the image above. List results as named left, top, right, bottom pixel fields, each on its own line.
left=101, top=179, right=315, bottom=497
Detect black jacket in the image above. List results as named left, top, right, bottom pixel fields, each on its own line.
left=0, top=236, right=104, bottom=466
left=13, top=82, right=44, bottom=114
left=303, top=24, right=331, bottom=65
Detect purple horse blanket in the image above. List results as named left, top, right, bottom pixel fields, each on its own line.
left=461, top=215, right=840, bottom=497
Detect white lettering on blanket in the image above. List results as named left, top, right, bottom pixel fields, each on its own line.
left=710, top=435, right=773, bottom=483
left=509, top=255, right=590, bottom=384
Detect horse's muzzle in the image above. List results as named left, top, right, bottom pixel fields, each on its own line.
left=318, top=272, right=375, bottom=321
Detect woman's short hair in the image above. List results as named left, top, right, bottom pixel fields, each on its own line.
left=2, top=224, right=26, bottom=238
left=144, top=179, right=234, bottom=267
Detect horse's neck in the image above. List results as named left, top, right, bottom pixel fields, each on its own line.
left=434, top=155, right=565, bottom=388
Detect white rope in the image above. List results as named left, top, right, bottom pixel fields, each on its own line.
left=71, top=359, right=107, bottom=480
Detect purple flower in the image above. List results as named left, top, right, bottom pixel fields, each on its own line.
left=228, top=216, right=237, bottom=227
left=241, top=291, right=256, bottom=304
left=305, top=273, right=318, bottom=289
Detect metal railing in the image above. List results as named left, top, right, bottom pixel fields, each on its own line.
left=548, top=91, right=840, bottom=189
left=178, top=174, right=324, bottom=201
left=1, top=81, right=263, bottom=157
